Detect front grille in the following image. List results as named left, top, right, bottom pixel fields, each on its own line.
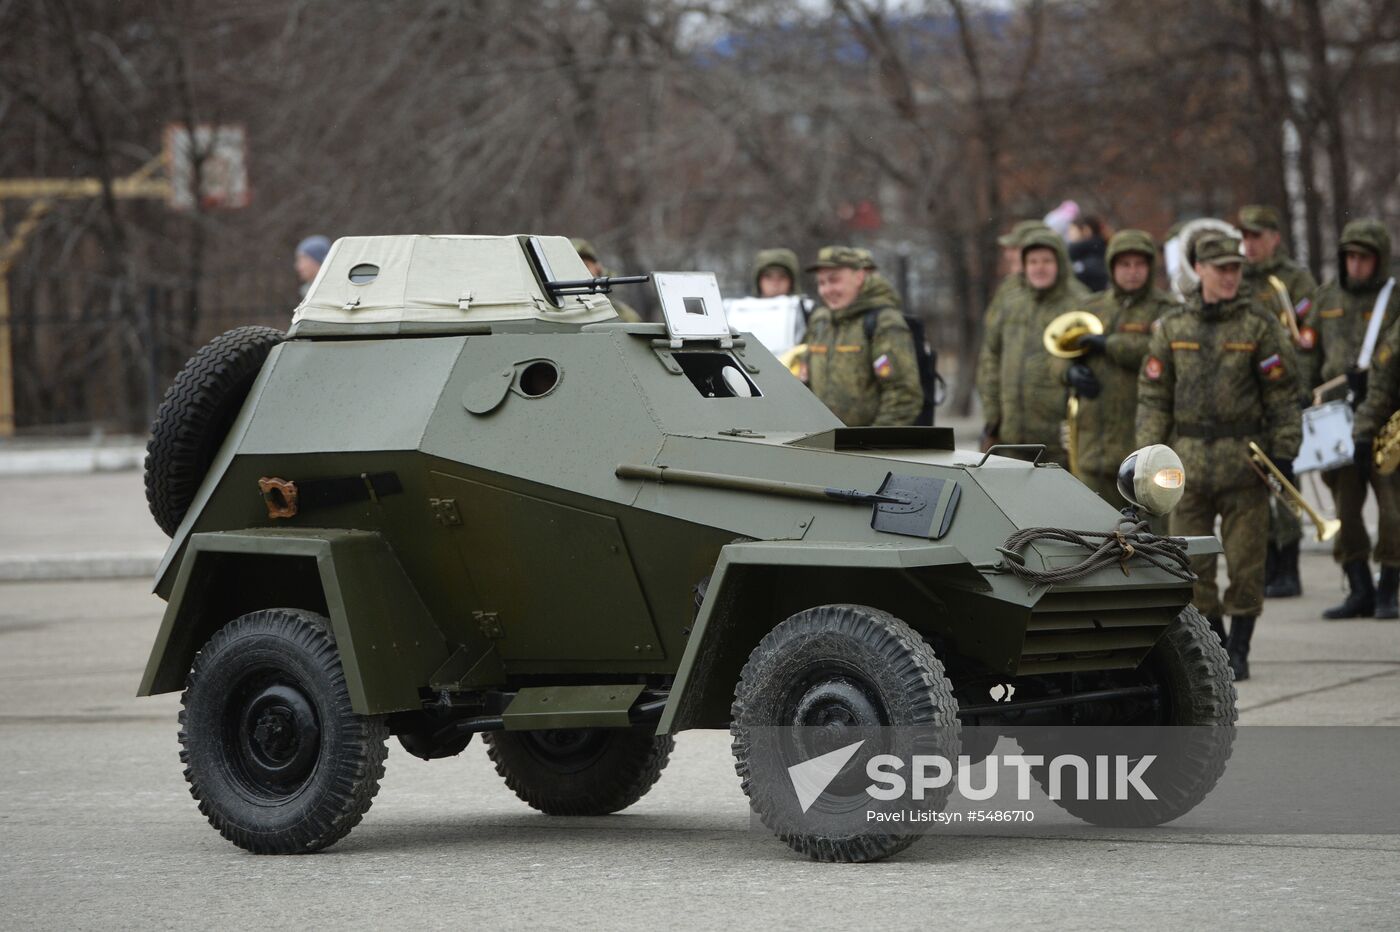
left=1015, top=586, right=1188, bottom=675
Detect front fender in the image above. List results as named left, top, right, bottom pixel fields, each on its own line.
left=139, top=528, right=448, bottom=715
left=656, top=539, right=983, bottom=735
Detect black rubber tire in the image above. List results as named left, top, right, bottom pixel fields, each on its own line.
left=145, top=326, right=285, bottom=536
left=730, top=604, right=960, bottom=864
left=1027, top=605, right=1237, bottom=827
left=178, top=608, right=389, bottom=854
left=482, top=728, right=674, bottom=816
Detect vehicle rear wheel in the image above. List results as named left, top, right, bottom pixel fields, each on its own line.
left=730, top=603, right=960, bottom=863
left=482, top=727, right=674, bottom=815
left=1026, top=605, right=1237, bottom=827
left=145, top=325, right=285, bottom=536
left=179, top=608, right=389, bottom=854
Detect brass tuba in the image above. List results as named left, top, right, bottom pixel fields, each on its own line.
left=1375, top=410, right=1400, bottom=476
left=1043, top=310, right=1105, bottom=359
left=1043, top=311, right=1106, bottom=474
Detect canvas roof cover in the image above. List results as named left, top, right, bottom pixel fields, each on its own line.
left=291, top=234, right=621, bottom=328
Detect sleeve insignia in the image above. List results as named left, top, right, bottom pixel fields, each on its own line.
left=873, top=353, right=893, bottom=379
left=1259, top=353, right=1285, bottom=380
left=1294, top=297, right=1311, bottom=318
left=1298, top=326, right=1317, bottom=350
left=1144, top=356, right=1164, bottom=380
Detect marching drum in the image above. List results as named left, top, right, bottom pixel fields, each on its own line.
left=1294, top=400, right=1354, bottom=474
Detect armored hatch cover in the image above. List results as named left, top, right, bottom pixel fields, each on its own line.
left=290, top=234, right=622, bottom=335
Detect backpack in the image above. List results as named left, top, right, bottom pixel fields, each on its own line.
left=863, top=308, right=944, bottom=426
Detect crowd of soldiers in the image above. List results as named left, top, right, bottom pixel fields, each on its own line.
left=569, top=213, right=1398, bottom=683
left=717, top=206, right=1400, bottom=684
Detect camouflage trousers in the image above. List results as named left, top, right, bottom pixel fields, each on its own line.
left=1268, top=495, right=1304, bottom=548
left=1320, top=466, right=1400, bottom=567
left=1171, top=483, right=1269, bottom=617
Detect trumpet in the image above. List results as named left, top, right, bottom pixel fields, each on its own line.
left=1247, top=441, right=1340, bottom=542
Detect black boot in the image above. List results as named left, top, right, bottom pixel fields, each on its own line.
left=1227, top=615, right=1256, bottom=681
left=1376, top=567, right=1399, bottom=620
left=1323, top=560, right=1376, bottom=619
left=1207, top=614, right=1227, bottom=645
left=1263, top=544, right=1279, bottom=593
left=1265, top=542, right=1303, bottom=598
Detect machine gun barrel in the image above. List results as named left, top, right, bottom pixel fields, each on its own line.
left=546, top=274, right=651, bottom=297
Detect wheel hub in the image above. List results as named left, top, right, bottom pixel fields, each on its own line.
left=235, top=682, right=320, bottom=793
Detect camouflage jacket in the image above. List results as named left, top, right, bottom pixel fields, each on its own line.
left=804, top=280, right=922, bottom=427
left=1301, top=221, right=1399, bottom=394
left=1137, top=291, right=1302, bottom=495
left=1074, top=283, right=1178, bottom=478
left=1354, top=316, right=1400, bottom=439
left=977, top=231, right=1079, bottom=454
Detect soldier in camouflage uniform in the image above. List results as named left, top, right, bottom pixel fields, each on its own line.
left=979, top=221, right=1052, bottom=360
left=802, top=246, right=923, bottom=427
left=752, top=248, right=801, bottom=298
left=1354, top=318, right=1400, bottom=611
left=1069, top=229, right=1178, bottom=504
left=1238, top=205, right=1318, bottom=598
left=1301, top=220, right=1400, bottom=619
left=572, top=238, right=642, bottom=323
left=977, top=229, right=1082, bottom=465
left=1137, top=232, right=1303, bottom=680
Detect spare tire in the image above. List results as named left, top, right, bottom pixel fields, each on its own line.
left=145, top=326, right=285, bottom=536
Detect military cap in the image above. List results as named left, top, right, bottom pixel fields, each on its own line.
left=806, top=245, right=868, bottom=272
left=1193, top=232, right=1245, bottom=267
left=997, top=219, right=1051, bottom=248
left=1237, top=205, right=1281, bottom=233
left=571, top=238, right=598, bottom=262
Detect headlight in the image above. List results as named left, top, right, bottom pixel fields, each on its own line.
left=1117, top=444, right=1186, bottom=516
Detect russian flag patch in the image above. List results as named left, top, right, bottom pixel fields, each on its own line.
left=1294, top=297, right=1311, bottom=317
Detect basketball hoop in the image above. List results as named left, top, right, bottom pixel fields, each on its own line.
left=164, top=123, right=250, bottom=211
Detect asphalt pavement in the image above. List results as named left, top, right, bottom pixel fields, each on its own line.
left=1, top=463, right=1398, bottom=930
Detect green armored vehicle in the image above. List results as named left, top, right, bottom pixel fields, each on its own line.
left=140, top=235, right=1234, bottom=862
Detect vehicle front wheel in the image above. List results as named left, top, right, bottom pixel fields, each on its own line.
left=482, top=727, right=674, bottom=815
left=179, top=608, right=389, bottom=854
left=1026, top=605, right=1237, bottom=827
left=731, top=603, right=960, bottom=863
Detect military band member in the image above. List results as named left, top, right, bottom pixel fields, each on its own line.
left=1239, top=205, right=1317, bottom=598
left=1353, top=317, right=1400, bottom=615
left=1069, top=230, right=1178, bottom=504
left=1301, top=220, right=1400, bottom=620
left=1137, top=232, right=1303, bottom=680
left=802, top=246, right=922, bottom=427
left=978, top=229, right=1082, bottom=465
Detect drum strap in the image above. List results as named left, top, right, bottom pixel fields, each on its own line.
left=1358, top=277, right=1396, bottom=370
